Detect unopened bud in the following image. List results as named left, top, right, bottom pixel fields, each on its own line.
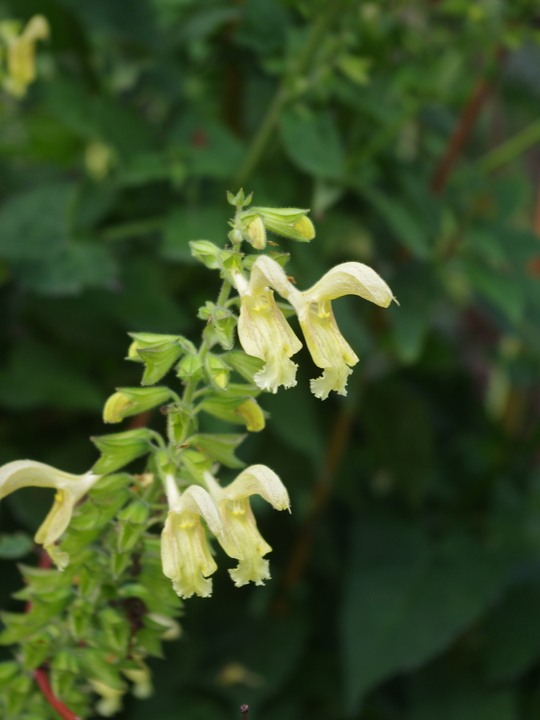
left=245, top=215, right=266, bottom=250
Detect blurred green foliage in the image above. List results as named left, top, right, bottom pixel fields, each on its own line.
left=2, top=0, right=540, bottom=718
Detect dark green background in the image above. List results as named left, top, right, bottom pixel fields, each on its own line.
left=2, top=1, right=540, bottom=718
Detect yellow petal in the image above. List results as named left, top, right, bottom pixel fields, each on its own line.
left=237, top=292, right=301, bottom=393
left=160, top=511, right=217, bottom=599
left=301, top=262, right=395, bottom=307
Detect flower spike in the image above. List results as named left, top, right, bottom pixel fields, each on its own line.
left=0, top=460, right=99, bottom=569
left=204, top=465, right=290, bottom=587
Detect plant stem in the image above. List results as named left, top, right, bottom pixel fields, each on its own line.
left=480, top=118, right=540, bottom=174
left=233, top=0, right=348, bottom=187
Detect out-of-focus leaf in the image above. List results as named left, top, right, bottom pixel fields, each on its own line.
left=362, top=187, right=431, bottom=258
left=0, top=184, right=73, bottom=261
left=466, top=262, right=525, bottom=324
left=170, top=117, right=245, bottom=180
left=15, top=242, right=117, bottom=295
left=408, top=663, right=517, bottom=720
left=341, top=517, right=511, bottom=714
left=280, top=109, right=345, bottom=180
left=0, top=340, right=103, bottom=411
left=0, top=533, right=33, bottom=560
left=483, top=581, right=540, bottom=682
left=161, top=205, right=230, bottom=263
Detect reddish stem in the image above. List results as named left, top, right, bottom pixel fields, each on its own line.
left=28, top=550, right=81, bottom=719
left=431, top=78, right=492, bottom=194
left=34, top=669, right=82, bottom=720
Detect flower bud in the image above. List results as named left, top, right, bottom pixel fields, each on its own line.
left=103, top=387, right=172, bottom=424
left=245, top=215, right=267, bottom=250
left=189, top=240, right=222, bottom=269
left=176, top=353, right=204, bottom=383
left=205, top=354, right=230, bottom=390
left=251, top=207, right=315, bottom=242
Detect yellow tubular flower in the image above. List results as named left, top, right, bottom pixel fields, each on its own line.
left=241, top=256, right=395, bottom=400
left=232, top=261, right=302, bottom=394
left=0, top=460, right=99, bottom=569
left=160, top=476, right=223, bottom=599
left=89, top=679, right=126, bottom=717
left=2, top=15, right=49, bottom=97
left=288, top=262, right=395, bottom=399
left=204, top=465, right=290, bottom=587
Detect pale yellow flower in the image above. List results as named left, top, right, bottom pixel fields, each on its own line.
left=238, top=256, right=394, bottom=400
left=204, top=465, right=290, bottom=587
left=0, top=460, right=99, bottom=569
left=89, top=679, right=126, bottom=717
left=232, top=262, right=302, bottom=394
left=1, top=15, right=49, bottom=97
left=160, top=475, right=223, bottom=599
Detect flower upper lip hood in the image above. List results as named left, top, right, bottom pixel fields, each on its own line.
left=0, top=460, right=99, bottom=569
left=234, top=256, right=395, bottom=399
left=204, top=464, right=290, bottom=587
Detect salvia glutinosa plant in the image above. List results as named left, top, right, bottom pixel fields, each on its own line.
left=0, top=187, right=394, bottom=719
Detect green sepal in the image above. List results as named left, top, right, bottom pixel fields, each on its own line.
left=179, top=449, right=214, bottom=482
left=220, top=248, right=244, bottom=275
left=204, top=353, right=230, bottom=390
left=103, top=386, right=173, bottom=423
left=117, top=521, right=146, bottom=553
left=50, top=650, right=79, bottom=698
left=17, top=565, right=72, bottom=594
left=99, top=607, right=131, bottom=654
left=198, top=302, right=237, bottom=350
left=189, top=240, right=222, bottom=269
left=137, top=343, right=185, bottom=385
left=127, top=333, right=194, bottom=361
left=222, top=351, right=264, bottom=383
left=199, top=393, right=266, bottom=431
left=227, top=188, right=252, bottom=207
left=118, top=581, right=180, bottom=615
left=89, top=473, right=132, bottom=497
left=22, top=633, right=52, bottom=670
left=133, top=626, right=164, bottom=658
left=186, top=433, right=246, bottom=468
left=248, top=206, right=315, bottom=241
left=176, top=353, right=204, bottom=383
left=4, top=675, right=32, bottom=716
left=166, top=402, right=197, bottom=445
left=68, top=599, right=93, bottom=640
left=78, top=564, right=104, bottom=601
left=0, top=595, right=71, bottom=644
left=110, top=551, right=132, bottom=579
left=91, top=428, right=155, bottom=474
left=82, top=648, right=125, bottom=690
left=0, top=661, right=19, bottom=686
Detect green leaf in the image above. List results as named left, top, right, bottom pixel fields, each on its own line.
left=0, top=184, right=73, bottom=261
left=466, top=262, right=525, bottom=324
left=0, top=532, right=33, bottom=559
left=362, top=187, right=431, bottom=258
left=341, top=518, right=510, bottom=714
left=0, top=339, right=103, bottom=412
left=483, top=581, right=540, bottom=682
left=162, top=206, right=230, bottom=263
left=186, top=433, right=246, bottom=468
left=280, top=108, right=345, bottom=180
